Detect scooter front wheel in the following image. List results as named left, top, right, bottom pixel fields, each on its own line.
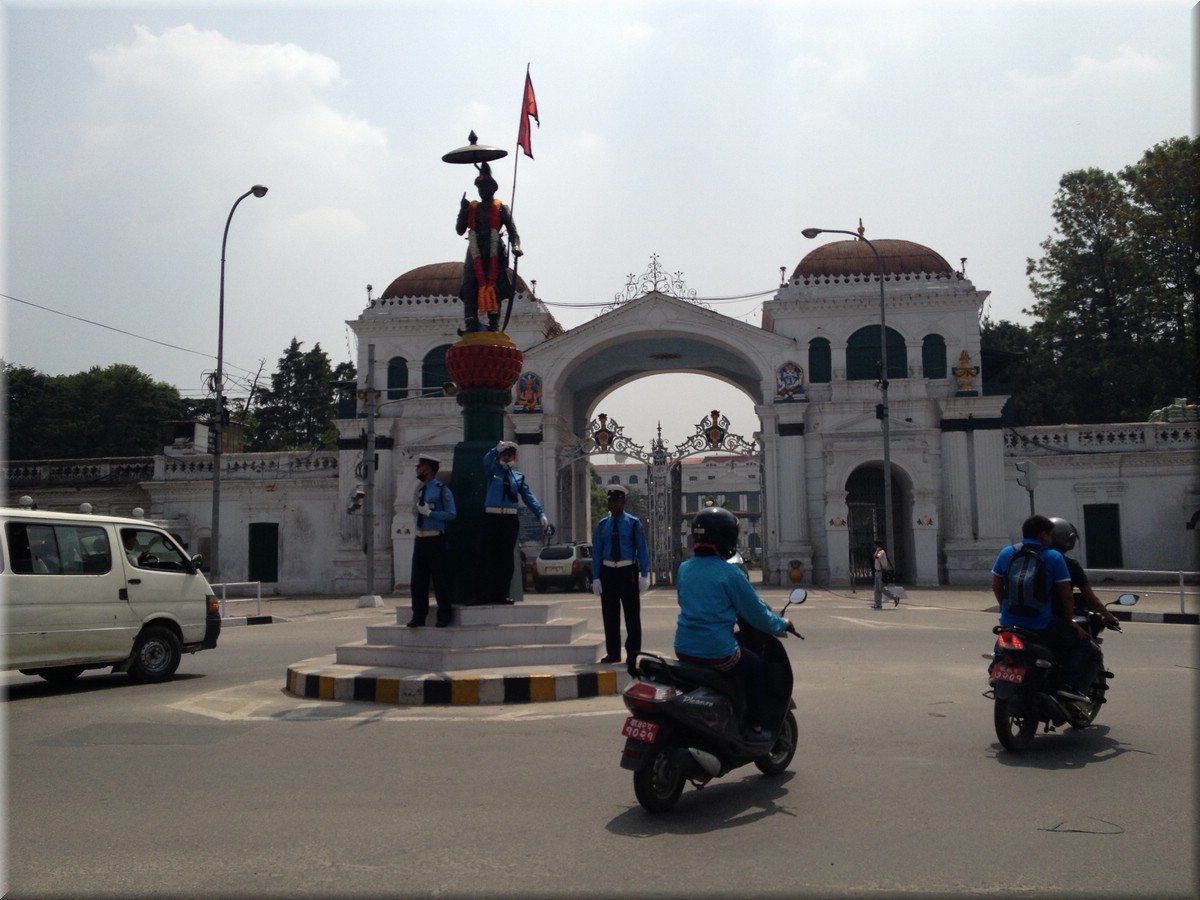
left=633, top=745, right=685, bottom=813
left=755, top=710, right=798, bottom=775
left=994, top=696, right=1038, bottom=751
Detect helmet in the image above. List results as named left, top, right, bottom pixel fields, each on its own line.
left=1049, top=517, right=1078, bottom=553
left=692, top=507, right=739, bottom=559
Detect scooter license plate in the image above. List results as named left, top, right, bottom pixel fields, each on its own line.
left=621, top=716, right=659, bottom=743
left=993, top=663, right=1026, bottom=684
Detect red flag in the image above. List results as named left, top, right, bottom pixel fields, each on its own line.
left=517, top=69, right=539, bottom=158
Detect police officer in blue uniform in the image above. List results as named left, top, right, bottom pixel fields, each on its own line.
left=408, top=455, right=456, bottom=627
left=476, top=441, right=548, bottom=605
left=592, top=485, right=650, bottom=668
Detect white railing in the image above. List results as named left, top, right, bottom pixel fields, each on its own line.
left=212, top=581, right=263, bottom=618
left=1088, top=570, right=1199, bottom=616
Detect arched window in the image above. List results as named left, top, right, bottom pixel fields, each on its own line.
left=846, top=326, right=907, bottom=381
left=922, top=334, right=947, bottom=379
left=628, top=475, right=639, bottom=485
left=608, top=475, right=621, bottom=484
left=809, top=338, right=832, bottom=383
left=421, top=345, right=452, bottom=396
left=387, top=357, right=408, bottom=400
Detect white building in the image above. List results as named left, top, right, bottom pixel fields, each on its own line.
left=7, top=241, right=1197, bottom=591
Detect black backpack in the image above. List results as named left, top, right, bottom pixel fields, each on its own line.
left=1001, top=543, right=1049, bottom=618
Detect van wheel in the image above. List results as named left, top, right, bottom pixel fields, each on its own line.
left=128, top=626, right=182, bottom=683
left=34, top=666, right=85, bottom=684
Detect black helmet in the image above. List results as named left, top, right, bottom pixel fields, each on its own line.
left=1049, top=517, right=1078, bottom=553
left=692, top=507, right=739, bottom=559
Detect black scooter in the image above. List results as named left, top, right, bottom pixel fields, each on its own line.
left=618, top=588, right=806, bottom=812
left=984, top=592, right=1138, bottom=750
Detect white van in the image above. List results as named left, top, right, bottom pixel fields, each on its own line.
left=1, top=508, right=220, bottom=683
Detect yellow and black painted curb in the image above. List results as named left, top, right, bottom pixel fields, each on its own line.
left=286, top=666, right=622, bottom=706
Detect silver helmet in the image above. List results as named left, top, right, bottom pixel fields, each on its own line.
left=1048, top=517, right=1078, bottom=553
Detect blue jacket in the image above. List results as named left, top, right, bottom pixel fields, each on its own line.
left=674, top=555, right=787, bottom=660
left=593, top=512, right=650, bottom=576
left=482, top=448, right=545, bottom=518
left=415, top=477, right=456, bottom=535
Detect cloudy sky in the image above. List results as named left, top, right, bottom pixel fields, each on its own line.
left=3, top=1, right=1194, bottom=450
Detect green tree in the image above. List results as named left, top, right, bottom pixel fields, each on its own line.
left=249, top=339, right=354, bottom=451
left=3, top=362, right=188, bottom=460
left=1022, top=136, right=1198, bottom=424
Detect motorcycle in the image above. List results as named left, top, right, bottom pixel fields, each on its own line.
left=984, top=592, right=1138, bottom=750
left=618, top=588, right=806, bottom=812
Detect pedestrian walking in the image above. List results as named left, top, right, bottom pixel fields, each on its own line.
left=872, top=540, right=894, bottom=609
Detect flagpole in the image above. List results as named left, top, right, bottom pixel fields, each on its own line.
left=504, top=64, right=531, bottom=331
left=510, top=63, right=529, bottom=213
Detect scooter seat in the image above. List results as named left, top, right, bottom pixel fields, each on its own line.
left=660, top=661, right=737, bottom=696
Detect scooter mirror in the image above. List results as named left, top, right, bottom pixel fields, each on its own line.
left=1114, top=593, right=1139, bottom=606
left=787, top=588, right=808, bottom=606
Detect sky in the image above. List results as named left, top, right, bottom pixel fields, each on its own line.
left=2, top=0, right=1195, bottom=452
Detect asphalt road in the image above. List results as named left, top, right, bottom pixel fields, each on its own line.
left=4, top=588, right=1197, bottom=898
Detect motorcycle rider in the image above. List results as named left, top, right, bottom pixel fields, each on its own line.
left=674, top=507, right=792, bottom=743
left=991, top=514, right=1092, bottom=702
left=1048, top=517, right=1117, bottom=697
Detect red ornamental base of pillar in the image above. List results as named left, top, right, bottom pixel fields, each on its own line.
left=446, top=332, right=524, bottom=392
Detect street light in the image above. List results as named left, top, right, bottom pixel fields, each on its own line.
left=210, top=184, right=267, bottom=587
left=802, top=224, right=895, bottom=575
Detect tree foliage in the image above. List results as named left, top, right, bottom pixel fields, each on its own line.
left=3, top=362, right=191, bottom=460
left=1010, top=135, right=1199, bottom=424
left=247, top=338, right=355, bottom=451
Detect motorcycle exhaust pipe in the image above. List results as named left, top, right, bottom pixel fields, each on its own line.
left=687, top=747, right=722, bottom=778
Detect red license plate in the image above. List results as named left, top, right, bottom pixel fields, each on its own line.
left=621, top=716, right=659, bottom=743
left=993, top=663, right=1026, bottom=684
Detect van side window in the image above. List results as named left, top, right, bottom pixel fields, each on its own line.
left=120, top=529, right=190, bottom=572
left=3, top=523, right=110, bottom=575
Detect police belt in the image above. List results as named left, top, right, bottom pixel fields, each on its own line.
left=415, top=530, right=444, bottom=538
left=602, top=560, right=635, bottom=568
left=485, top=507, right=518, bottom=515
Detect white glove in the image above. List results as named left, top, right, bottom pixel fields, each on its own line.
left=592, top=577, right=602, bottom=596
left=638, top=574, right=650, bottom=592
left=417, top=503, right=431, bottom=516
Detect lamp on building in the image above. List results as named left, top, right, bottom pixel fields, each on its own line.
left=802, top=223, right=895, bottom=572
left=211, top=184, right=267, bottom=587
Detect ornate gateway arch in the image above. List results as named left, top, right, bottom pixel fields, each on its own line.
left=586, top=409, right=759, bottom=582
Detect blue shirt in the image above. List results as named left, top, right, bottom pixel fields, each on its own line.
left=593, top=512, right=650, bottom=576
left=482, top=448, right=545, bottom=518
left=992, top=538, right=1070, bottom=630
left=415, top=478, right=456, bottom=535
left=674, top=555, right=788, bottom=660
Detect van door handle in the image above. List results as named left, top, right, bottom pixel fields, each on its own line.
left=128, top=578, right=141, bottom=585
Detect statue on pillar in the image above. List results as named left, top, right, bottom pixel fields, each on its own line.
left=456, top=162, right=521, bottom=334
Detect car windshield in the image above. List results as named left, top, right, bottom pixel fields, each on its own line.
left=539, top=546, right=574, bottom=560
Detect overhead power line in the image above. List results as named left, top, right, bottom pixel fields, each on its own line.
left=3, top=291, right=260, bottom=380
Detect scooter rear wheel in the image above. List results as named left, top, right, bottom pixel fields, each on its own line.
left=633, top=745, right=685, bottom=813
left=994, top=696, right=1038, bottom=751
left=755, top=710, right=798, bottom=775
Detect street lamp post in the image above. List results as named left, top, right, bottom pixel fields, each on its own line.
left=211, top=184, right=267, bottom=586
left=802, top=224, right=895, bottom=575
